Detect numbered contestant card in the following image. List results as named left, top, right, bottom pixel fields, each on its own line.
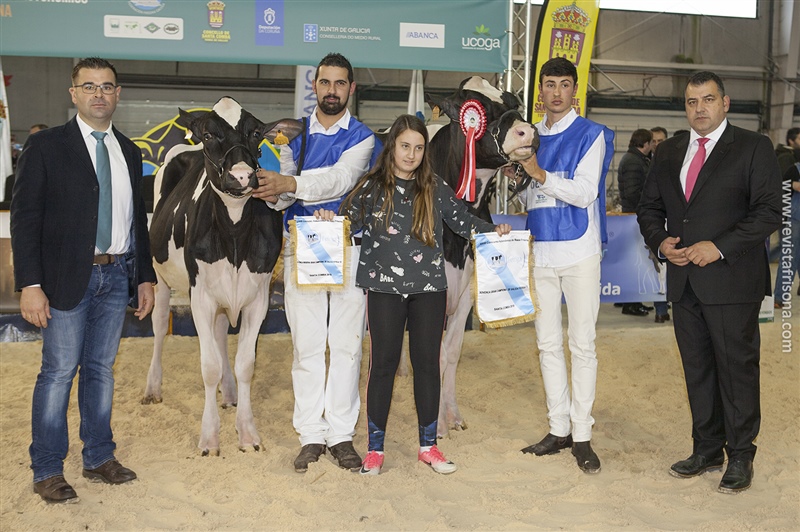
left=290, top=216, right=351, bottom=288
left=472, top=230, right=537, bottom=328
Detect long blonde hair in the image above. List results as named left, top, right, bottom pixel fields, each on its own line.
left=341, top=114, right=437, bottom=246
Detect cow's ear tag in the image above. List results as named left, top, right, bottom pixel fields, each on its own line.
left=274, top=131, right=289, bottom=145
left=432, top=105, right=441, bottom=121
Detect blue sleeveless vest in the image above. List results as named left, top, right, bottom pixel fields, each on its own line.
left=525, top=116, right=614, bottom=243
left=283, top=116, right=377, bottom=229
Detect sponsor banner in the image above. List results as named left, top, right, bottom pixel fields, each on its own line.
left=472, top=230, right=537, bottom=328
left=104, top=15, right=183, bottom=40
left=529, top=0, right=600, bottom=122
left=600, top=214, right=665, bottom=303
left=255, top=0, right=283, bottom=47
left=202, top=0, right=230, bottom=43
left=0, top=0, right=507, bottom=72
left=399, top=23, right=445, bottom=49
left=290, top=216, right=350, bottom=288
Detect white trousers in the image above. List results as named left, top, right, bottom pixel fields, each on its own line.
left=533, top=254, right=600, bottom=442
left=284, top=242, right=365, bottom=447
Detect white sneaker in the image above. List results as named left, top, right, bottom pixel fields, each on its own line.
left=418, top=445, right=457, bottom=474
left=359, top=451, right=384, bottom=476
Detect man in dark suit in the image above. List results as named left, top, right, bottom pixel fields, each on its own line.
left=637, top=71, right=781, bottom=494
left=11, top=57, right=156, bottom=504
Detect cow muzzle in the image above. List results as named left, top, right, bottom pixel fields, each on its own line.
left=204, top=143, right=260, bottom=197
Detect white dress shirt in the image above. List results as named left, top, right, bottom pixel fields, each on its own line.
left=76, top=115, right=133, bottom=256
left=680, top=118, right=727, bottom=194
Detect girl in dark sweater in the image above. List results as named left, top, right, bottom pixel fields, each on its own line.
left=315, top=115, right=510, bottom=475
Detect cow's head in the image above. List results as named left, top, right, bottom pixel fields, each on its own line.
left=181, top=97, right=302, bottom=199
left=427, top=77, right=539, bottom=171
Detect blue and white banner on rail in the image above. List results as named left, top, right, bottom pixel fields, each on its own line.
left=600, top=214, right=666, bottom=303
left=290, top=216, right=350, bottom=289
left=472, top=230, right=537, bottom=328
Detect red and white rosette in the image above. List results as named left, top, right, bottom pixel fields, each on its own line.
left=456, top=99, right=487, bottom=202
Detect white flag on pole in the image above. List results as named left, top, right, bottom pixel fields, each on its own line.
left=0, top=60, right=13, bottom=201
left=407, top=69, right=426, bottom=121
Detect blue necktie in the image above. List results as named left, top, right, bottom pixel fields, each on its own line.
left=91, top=131, right=112, bottom=253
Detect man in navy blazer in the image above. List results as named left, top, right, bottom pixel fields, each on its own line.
left=637, top=71, right=781, bottom=494
left=11, top=57, right=156, bottom=503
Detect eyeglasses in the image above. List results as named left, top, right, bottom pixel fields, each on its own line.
left=73, top=83, right=118, bottom=95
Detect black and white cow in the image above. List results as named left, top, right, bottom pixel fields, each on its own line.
left=426, top=77, right=539, bottom=437
left=141, top=97, right=301, bottom=455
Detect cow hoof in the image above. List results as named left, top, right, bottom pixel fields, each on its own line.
left=200, top=448, right=220, bottom=457
left=238, top=444, right=260, bottom=453
left=221, top=402, right=237, bottom=409
left=141, top=395, right=162, bottom=405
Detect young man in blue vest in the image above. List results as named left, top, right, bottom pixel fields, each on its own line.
left=513, top=57, right=614, bottom=474
left=254, top=53, right=377, bottom=473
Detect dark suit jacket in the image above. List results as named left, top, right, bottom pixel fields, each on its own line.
left=637, top=122, right=781, bottom=305
left=11, top=116, right=156, bottom=310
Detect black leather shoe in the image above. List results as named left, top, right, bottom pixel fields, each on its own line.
left=640, top=304, right=654, bottom=311
left=572, top=441, right=601, bottom=474
left=654, top=313, right=670, bottom=323
left=33, top=475, right=78, bottom=504
left=621, top=304, right=649, bottom=316
left=294, top=443, right=326, bottom=473
left=328, top=441, right=362, bottom=470
left=669, top=453, right=724, bottom=478
left=718, top=459, right=753, bottom=494
left=83, top=460, right=137, bottom=484
left=521, top=433, right=573, bottom=456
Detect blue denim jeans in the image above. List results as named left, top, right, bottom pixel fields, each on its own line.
left=30, top=259, right=129, bottom=482
left=654, top=301, right=669, bottom=316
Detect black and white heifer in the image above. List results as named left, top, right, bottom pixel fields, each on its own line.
left=142, top=97, right=301, bottom=455
left=426, top=77, right=539, bottom=437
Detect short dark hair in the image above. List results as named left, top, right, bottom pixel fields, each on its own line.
left=29, top=124, right=49, bottom=132
left=787, top=127, right=800, bottom=144
left=72, top=57, right=118, bottom=84
left=629, top=129, right=653, bottom=149
left=315, top=53, right=354, bottom=84
left=673, top=129, right=689, bottom=137
left=539, top=57, right=577, bottom=85
left=687, top=71, right=725, bottom=97
left=650, top=126, right=668, bottom=137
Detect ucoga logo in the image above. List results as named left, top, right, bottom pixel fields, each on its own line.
left=462, top=36, right=500, bottom=51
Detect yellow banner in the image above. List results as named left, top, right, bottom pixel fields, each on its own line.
left=530, top=0, right=600, bottom=123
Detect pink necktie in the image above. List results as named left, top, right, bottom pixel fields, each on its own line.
left=685, top=137, right=709, bottom=200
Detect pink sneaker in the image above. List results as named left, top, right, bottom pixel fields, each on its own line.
left=359, top=451, right=384, bottom=476
left=418, top=445, right=457, bottom=474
